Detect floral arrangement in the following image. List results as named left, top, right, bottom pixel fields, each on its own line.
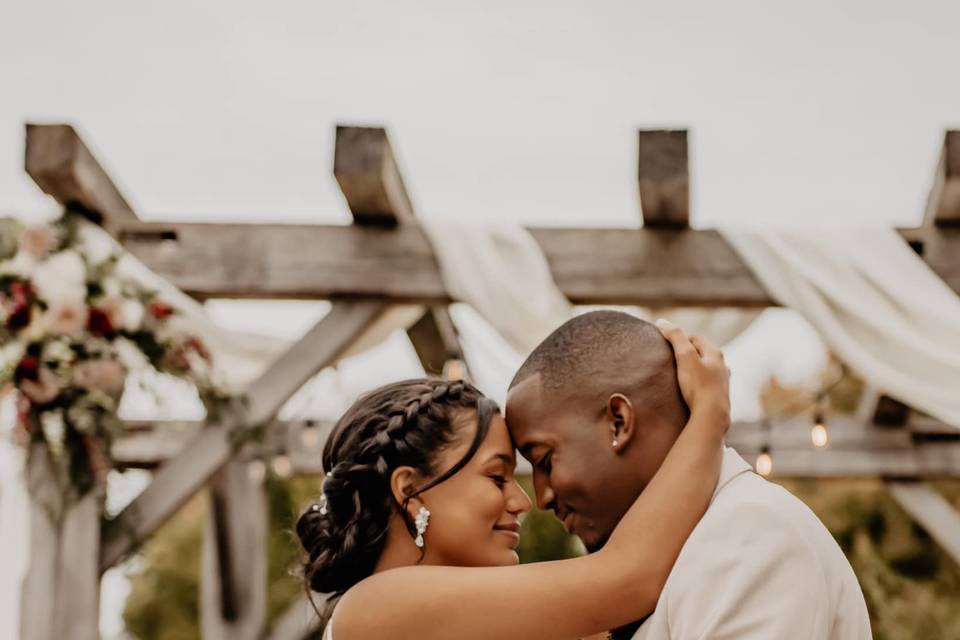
left=0, top=212, right=223, bottom=500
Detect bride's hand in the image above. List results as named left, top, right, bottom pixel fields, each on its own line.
left=656, top=319, right=731, bottom=435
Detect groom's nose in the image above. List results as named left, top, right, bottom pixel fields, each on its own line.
left=533, top=474, right=556, bottom=512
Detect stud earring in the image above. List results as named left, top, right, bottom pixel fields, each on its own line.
left=414, top=505, right=431, bottom=548
left=612, top=439, right=619, bottom=448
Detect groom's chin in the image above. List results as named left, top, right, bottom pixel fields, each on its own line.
left=581, top=532, right=611, bottom=554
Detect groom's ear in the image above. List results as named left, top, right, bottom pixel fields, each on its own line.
left=606, top=393, right=636, bottom=454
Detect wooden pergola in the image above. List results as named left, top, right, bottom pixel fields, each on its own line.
left=15, top=123, right=960, bottom=639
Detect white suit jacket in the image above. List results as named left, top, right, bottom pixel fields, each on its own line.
left=633, top=448, right=871, bottom=640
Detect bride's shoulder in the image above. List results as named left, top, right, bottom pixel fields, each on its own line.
left=332, top=568, right=423, bottom=634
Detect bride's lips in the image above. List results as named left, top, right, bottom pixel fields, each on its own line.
left=493, top=521, right=521, bottom=547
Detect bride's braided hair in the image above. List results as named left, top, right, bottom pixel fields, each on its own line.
left=296, top=378, right=498, bottom=597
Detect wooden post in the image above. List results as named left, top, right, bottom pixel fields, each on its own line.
left=266, top=593, right=328, bottom=640
left=20, top=444, right=101, bottom=640
left=200, top=457, right=268, bottom=639
left=333, top=124, right=468, bottom=377
left=922, top=130, right=960, bottom=228
left=25, top=123, right=139, bottom=233
left=19, top=124, right=141, bottom=639
left=638, top=129, right=689, bottom=229
left=333, top=125, right=415, bottom=226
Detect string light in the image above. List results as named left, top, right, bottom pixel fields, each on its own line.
left=811, top=411, right=829, bottom=448
left=756, top=445, right=774, bottom=477
left=272, top=455, right=293, bottom=479
left=300, top=420, right=321, bottom=449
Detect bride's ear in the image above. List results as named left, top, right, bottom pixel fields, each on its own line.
left=606, top=393, right=636, bottom=454
left=389, top=465, right=421, bottom=507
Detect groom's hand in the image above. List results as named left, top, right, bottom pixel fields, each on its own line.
left=655, top=319, right=730, bottom=432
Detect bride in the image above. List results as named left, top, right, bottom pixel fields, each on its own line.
left=296, top=326, right=729, bottom=640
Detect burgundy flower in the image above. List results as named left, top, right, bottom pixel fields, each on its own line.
left=87, top=307, right=115, bottom=337
left=187, top=336, right=211, bottom=363
left=148, top=301, right=174, bottom=320
left=14, top=356, right=39, bottom=383
left=8, top=302, right=31, bottom=331
left=9, top=280, right=33, bottom=304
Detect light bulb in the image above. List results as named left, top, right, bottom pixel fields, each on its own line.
left=272, top=455, right=293, bottom=479
left=756, top=449, right=774, bottom=477
left=300, top=425, right=321, bottom=448
left=811, top=423, right=828, bottom=448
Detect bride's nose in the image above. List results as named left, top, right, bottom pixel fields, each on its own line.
left=506, top=480, right=533, bottom=514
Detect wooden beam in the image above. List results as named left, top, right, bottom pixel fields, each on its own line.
left=923, top=131, right=960, bottom=228
left=118, top=222, right=774, bottom=306
left=331, top=124, right=467, bottom=376
left=100, top=301, right=389, bottom=571
left=24, top=123, right=138, bottom=232
left=918, top=227, right=960, bottom=295
left=406, top=307, right=466, bottom=376
left=737, top=444, right=960, bottom=479
left=638, top=129, right=689, bottom=229
left=334, top=126, right=415, bottom=226
left=887, top=481, right=960, bottom=564
left=266, top=593, right=328, bottom=640
left=114, top=415, right=960, bottom=479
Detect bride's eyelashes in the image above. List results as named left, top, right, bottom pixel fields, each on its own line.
left=489, top=474, right=507, bottom=488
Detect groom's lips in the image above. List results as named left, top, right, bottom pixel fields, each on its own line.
left=558, top=510, right=576, bottom=534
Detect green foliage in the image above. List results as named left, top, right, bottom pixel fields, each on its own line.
left=780, top=479, right=960, bottom=640
left=123, top=494, right=204, bottom=640
left=516, top=476, right=583, bottom=564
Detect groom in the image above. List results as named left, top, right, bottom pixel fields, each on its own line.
left=505, top=310, right=871, bottom=639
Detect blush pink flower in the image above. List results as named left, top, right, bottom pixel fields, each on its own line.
left=19, top=226, right=57, bottom=260
left=98, top=296, right=125, bottom=331
left=19, top=366, right=62, bottom=404
left=73, top=358, right=126, bottom=397
left=45, top=300, right=89, bottom=338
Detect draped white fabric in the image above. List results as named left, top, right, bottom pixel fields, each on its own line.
left=724, top=227, right=960, bottom=427
left=420, top=219, right=759, bottom=357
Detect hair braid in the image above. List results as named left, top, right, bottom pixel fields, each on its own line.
left=295, top=378, right=494, bottom=598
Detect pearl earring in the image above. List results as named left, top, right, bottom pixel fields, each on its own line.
left=414, top=505, right=431, bottom=548
left=612, top=439, right=619, bottom=448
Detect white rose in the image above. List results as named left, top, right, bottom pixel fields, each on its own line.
left=123, top=299, right=144, bottom=332
left=42, top=338, right=74, bottom=364
left=1, top=250, right=38, bottom=279
left=32, top=250, right=87, bottom=305
left=115, top=338, right=148, bottom=370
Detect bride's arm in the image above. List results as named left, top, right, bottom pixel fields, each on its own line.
left=335, top=324, right=729, bottom=640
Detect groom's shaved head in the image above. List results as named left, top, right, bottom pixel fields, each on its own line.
left=506, top=310, right=690, bottom=552
left=509, top=310, right=688, bottom=428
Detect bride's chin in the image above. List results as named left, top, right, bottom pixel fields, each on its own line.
left=496, top=548, right=521, bottom=566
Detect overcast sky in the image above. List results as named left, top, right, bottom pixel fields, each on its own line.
left=3, top=0, right=957, bottom=410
